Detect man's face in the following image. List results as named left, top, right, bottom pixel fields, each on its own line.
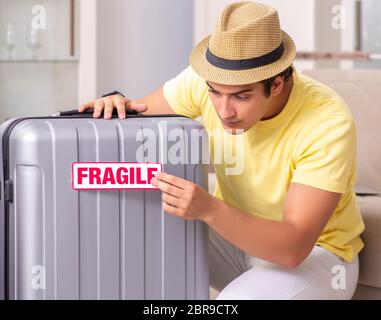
left=206, top=81, right=272, bottom=134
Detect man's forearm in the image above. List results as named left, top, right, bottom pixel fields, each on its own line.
left=150, top=171, right=309, bottom=269
left=136, top=87, right=176, bottom=115
left=202, top=198, right=305, bottom=269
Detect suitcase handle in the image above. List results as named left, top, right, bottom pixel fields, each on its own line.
left=53, top=108, right=141, bottom=118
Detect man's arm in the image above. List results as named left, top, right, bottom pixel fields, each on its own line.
left=204, top=182, right=341, bottom=269
left=79, top=86, right=176, bottom=119
left=135, top=87, right=177, bottom=115
left=151, top=173, right=341, bottom=269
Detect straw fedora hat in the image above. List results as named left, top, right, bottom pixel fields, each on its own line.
left=190, top=1, right=296, bottom=85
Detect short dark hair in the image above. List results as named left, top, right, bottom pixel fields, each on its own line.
left=260, top=66, right=294, bottom=97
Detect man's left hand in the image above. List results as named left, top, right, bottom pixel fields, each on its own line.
left=150, top=172, right=218, bottom=222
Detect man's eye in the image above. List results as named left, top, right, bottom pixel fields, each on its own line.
left=208, top=90, right=220, bottom=96
left=234, top=95, right=248, bottom=101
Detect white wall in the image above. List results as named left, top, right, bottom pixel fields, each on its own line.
left=340, top=0, right=356, bottom=69
left=78, top=0, right=97, bottom=103
left=314, top=0, right=341, bottom=69
left=0, top=62, right=78, bottom=121
left=79, top=0, right=194, bottom=103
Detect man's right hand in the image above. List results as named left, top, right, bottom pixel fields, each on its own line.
left=79, top=94, right=148, bottom=119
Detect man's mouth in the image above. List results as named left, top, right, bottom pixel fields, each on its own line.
left=222, top=120, right=241, bottom=127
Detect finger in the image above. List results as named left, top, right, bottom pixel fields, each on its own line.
left=113, top=97, right=126, bottom=119
left=162, top=201, right=179, bottom=216
left=152, top=178, right=183, bottom=197
left=155, top=172, right=188, bottom=189
left=128, top=100, right=149, bottom=113
left=162, top=192, right=183, bottom=208
left=79, top=102, right=91, bottom=112
left=103, top=98, right=113, bottom=119
left=93, top=100, right=105, bottom=118
left=79, top=100, right=95, bottom=112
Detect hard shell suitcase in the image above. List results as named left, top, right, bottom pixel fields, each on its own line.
left=0, top=109, right=209, bottom=300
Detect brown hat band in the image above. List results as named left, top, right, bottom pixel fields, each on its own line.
left=206, top=42, right=285, bottom=71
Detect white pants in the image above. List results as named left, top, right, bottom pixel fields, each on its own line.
left=209, top=228, right=359, bottom=300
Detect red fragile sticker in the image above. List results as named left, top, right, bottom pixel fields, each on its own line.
left=72, top=162, right=163, bottom=190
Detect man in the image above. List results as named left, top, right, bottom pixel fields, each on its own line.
left=80, top=2, right=365, bottom=299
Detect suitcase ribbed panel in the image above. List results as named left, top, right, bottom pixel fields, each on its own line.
left=3, top=117, right=209, bottom=300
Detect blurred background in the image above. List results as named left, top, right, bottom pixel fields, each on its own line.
left=0, top=0, right=380, bottom=122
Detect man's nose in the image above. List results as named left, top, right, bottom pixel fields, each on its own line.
left=218, top=97, right=236, bottom=119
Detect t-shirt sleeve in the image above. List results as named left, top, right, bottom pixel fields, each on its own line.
left=163, top=66, right=209, bottom=119
left=291, top=115, right=357, bottom=193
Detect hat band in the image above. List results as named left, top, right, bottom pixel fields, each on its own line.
left=206, top=42, right=284, bottom=71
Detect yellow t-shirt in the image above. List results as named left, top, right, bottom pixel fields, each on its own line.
left=163, top=66, right=365, bottom=262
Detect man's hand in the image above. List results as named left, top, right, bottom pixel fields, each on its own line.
left=79, top=94, right=148, bottom=119
left=79, top=87, right=176, bottom=119
left=151, top=172, right=219, bottom=221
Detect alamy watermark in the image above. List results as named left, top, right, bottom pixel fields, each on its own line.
left=135, top=122, right=245, bottom=175
left=31, top=5, right=46, bottom=30
left=31, top=265, right=46, bottom=290
left=331, top=264, right=347, bottom=290
left=331, top=5, right=347, bottom=31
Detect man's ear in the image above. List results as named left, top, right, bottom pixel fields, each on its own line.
left=271, top=77, right=285, bottom=97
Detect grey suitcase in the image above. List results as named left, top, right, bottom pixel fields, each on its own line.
left=0, top=109, right=209, bottom=300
